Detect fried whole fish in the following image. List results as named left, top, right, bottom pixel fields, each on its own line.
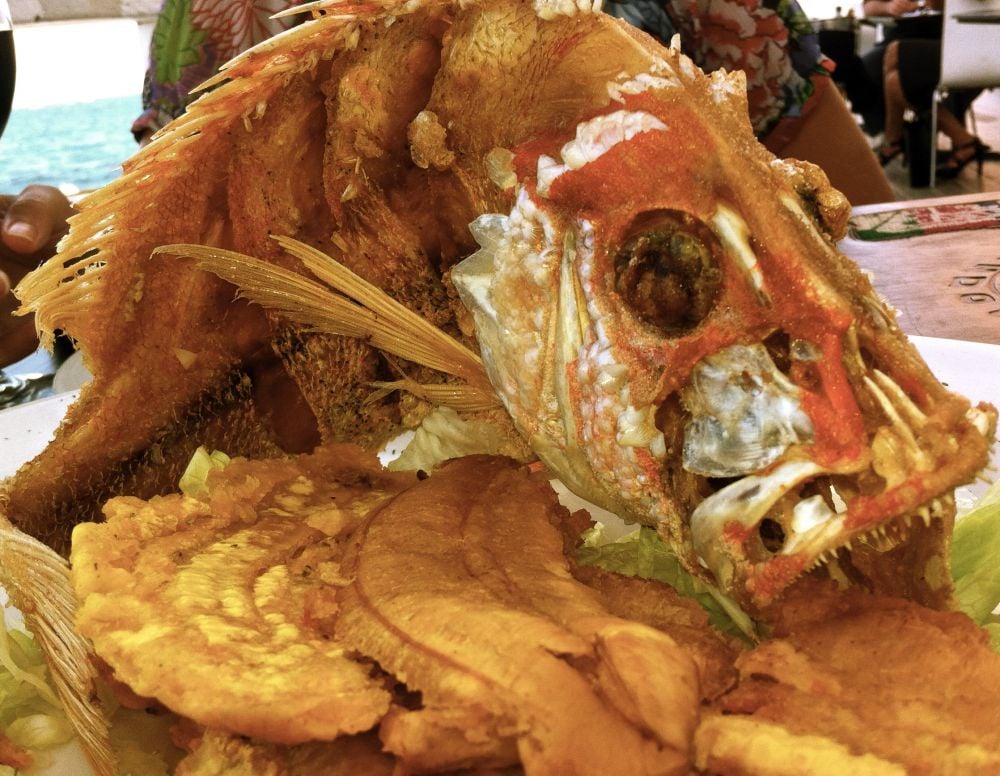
left=7, top=0, right=991, bottom=613
left=1, top=0, right=994, bottom=740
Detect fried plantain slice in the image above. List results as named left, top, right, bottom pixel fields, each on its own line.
left=697, top=581, right=1000, bottom=775
left=337, top=456, right=701, bottom=775
left=174, top=730, right=396, bottom=776
left=71, top=444, right=417, bottom=745
left=569, top=566, right=742, bottom=702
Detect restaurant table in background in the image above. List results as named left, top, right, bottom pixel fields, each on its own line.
left=861, top=9, right=943, bottom=42
left=840, top=191, right=1000, bottom=345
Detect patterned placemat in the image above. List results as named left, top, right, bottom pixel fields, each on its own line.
left=848, top=199, right=1000, bottom=241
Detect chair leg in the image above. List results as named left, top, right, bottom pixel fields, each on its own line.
left=930, top=90, right=940, bottom=188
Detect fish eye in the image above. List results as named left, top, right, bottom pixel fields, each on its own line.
left=613, top=210, right=722, bottom=334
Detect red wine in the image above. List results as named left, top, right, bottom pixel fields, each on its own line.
left=0, top=28, right=14, bottom=139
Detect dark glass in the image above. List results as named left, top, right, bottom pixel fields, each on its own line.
left=0, top=27, right=12, bottom=140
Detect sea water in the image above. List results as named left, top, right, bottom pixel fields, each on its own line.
left=0, top=93, right=141, bottom=195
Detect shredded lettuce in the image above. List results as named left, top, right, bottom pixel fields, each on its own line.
left=576, top=524, right=756, bottom=643
left=388, top=406, right=523, bottom=472
left=178, top=446, right=232, bottom=497
left=951, top=477, right=1000, bottom=651
left=0, top=618, right=73, bottom=755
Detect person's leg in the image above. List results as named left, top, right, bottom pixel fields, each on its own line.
left=935, top=105, right=985, bottom=177
left=935, top=106, right=976, bottom=149
left=773, top=83, right=895, bottom=206
left=881, top=41, right=907, bottom=156
left=858, top=44, right=887, bottom=136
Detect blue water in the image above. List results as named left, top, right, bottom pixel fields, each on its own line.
left=0, top=95, right=142, bottom=195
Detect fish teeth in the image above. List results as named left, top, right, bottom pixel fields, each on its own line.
left=864, top=374, right=929, bottom=471
left=872, top=369, right=928, bottom=429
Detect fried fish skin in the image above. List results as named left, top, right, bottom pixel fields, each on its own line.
left=337, top=455, right=701, bottom=775
left=71, top=444, right=416, bottom=745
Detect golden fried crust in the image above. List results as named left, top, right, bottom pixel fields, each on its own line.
left=71, top=445, right=417, bottom=745
left=174, top=730, right=396, bottom=776
left=699, top=582, right=1000, bottom=775
left=570, top=566, right=741, bottom=702
left=336, top=456, right=701, bottom=775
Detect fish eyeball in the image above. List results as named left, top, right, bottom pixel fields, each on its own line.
left=613, top=209, right=721, bottom=334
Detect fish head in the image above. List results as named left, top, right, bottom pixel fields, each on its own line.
left=452, top=52, right=996, bottom=613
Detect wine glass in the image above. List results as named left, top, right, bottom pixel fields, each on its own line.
left=0, top=0, right=12, bottom=140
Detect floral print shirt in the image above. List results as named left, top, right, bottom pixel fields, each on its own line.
left=609, top=0, right=833, bottom=142
left=132, top=0, right=301, bottom=140
left=663, top=0, right=833, bottom=139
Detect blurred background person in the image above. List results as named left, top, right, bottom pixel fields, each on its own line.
left=0, top=185, right=72, bottom=368
left=874, top=2, right=986, bottom=178
left=608, top=0, right=895, bottom=204
left=854, top=0, right=922, bottom=140
left=132, top=0, right=302, bottom=145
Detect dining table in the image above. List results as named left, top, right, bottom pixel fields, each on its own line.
left=840, top=190, right=1000, bottom=345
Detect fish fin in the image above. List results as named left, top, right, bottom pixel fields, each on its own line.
left=367, top=379, right=500, bottom=412
left=0, top=519, right=115, bottom=775
left=154, top=240, right=497, bottom=398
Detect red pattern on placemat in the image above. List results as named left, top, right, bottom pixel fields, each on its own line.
left=848, top=200, right=1000, bottom=241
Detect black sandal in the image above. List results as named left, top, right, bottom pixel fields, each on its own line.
left=877, top=139, right=905, bottom=167
left=936, top=138, right=988, bottom=180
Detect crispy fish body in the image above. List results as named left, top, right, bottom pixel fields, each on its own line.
left=336, top=455, right=701, bottom=775
left=9, top=0, right=659, bottom=551
left=695, top=581, right=1000, bottom=775
left=4, top=1, right=994, bottom=625
left=70, top=444, right=416, bottom=745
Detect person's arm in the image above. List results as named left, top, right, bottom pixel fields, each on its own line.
left=862, top=0, right=920, bottom=17
left=0, top=185, right=73, bottom=366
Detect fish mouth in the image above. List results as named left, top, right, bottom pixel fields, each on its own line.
left=674, top=336, right=997, bottom=611
left=688, top=461, right=961, bottom=608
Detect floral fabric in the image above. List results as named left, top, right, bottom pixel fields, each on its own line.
left=132, top=0, right=301, bottom=140
left=663, top=0, right=832, bottom=138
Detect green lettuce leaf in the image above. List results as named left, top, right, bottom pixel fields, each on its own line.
left=952, top=477, right=1000, bottom=651
left=576, top=524, right=756, bottom=643
left=0, top=619, right=72, bottom=753
left=388, top=406, right=523, bottom=472
left=178, top=446, right=231, bottom=497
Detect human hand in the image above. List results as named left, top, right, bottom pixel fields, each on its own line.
left=0, top=185, right=73, bottom=366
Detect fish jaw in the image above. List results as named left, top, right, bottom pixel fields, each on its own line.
left=454, top=79, right=997, bottom=612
